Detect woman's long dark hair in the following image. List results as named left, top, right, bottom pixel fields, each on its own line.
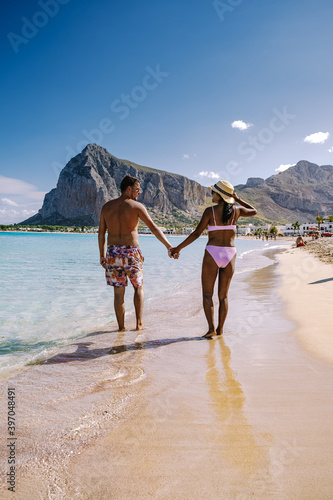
left=216, top=194, right=233, bottom=223
left=222, top=202, right=233, bottom=223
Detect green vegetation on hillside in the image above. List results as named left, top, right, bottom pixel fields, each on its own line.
left=0, top=224, right=97, bottom=232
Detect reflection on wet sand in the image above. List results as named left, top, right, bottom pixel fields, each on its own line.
left=205, top=336, right=268, bottom=474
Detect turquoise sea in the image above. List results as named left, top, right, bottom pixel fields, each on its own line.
left=0, top=232, right=288, bottom=378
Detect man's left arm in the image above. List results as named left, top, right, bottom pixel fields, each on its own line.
left=98, top=208, right=107, bottom=268
left=137, top=204, right=172, bottom=250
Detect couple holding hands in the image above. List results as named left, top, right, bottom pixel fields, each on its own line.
left=98, top=175, right=256, bottom=337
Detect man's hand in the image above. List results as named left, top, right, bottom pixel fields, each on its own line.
left=100, top=256, right=106, bottom=268
left=168, top=247, right=180, bottom=259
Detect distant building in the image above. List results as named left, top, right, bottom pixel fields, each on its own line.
left=236, top=225, right=253, bottom=235
left=284, top=222, right=333, bottom=236
left=138, top=227, right=152, bottom=234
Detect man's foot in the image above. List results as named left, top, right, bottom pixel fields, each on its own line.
left=216, top=329, right=223, bottom=336
left=118, top=327, right=126, bottom=332
left=203, top=330, right=216, bottom=338
left=136, top=321, right=144, bottom=331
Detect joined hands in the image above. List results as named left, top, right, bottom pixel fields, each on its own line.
left=168, top=247, right=180, bottom=259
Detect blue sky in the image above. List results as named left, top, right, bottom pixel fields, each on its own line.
left=1, top=0, right=333, bottom=223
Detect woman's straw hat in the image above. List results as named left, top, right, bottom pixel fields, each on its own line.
left=208, top=180, right=235, bottom=204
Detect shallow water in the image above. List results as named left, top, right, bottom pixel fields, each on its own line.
left=0, top=232, right=287, bottom=378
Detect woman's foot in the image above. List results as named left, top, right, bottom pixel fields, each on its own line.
left=203, top=329, right=216, bottom=338
left=216, top=325, right=223, bottom=336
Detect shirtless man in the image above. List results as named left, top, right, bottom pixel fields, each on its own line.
left=98, top=175, right=174, bottom=331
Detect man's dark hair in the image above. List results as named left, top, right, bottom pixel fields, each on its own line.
left=120, top=175, right=140, bottom=192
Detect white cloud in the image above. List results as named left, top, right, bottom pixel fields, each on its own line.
left=198, top=171, right=220, bottom=179
left=0, top=175, right=46, bottom=201
left=275, top=163, right=296, bottom=173
left=231, top=120, right=253, bottom=131
left=1, top=197, right=19, bottom=206
left=0, top=209, right=19, bottom=216
left=182, top=153, right=197, bottom=160
left=21, top=209, right=38, bottom=217
left=0, top=204, right=38, bottom=224
left=328, top=146, right=333, bottom=153
left=304, top=132, right=330, bottom=144
left=0, top=176, right=46, bottom=224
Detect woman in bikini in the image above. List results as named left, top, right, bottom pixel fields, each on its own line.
left=169, top=180, right=257, bottom=338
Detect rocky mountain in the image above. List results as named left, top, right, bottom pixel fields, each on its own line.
left=20, top=148, right=333, bottom=227
left=235, top=160, right=333, bottom=223
left=21, top=144, right=209, bottom=226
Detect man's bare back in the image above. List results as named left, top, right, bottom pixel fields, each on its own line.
left=102, top=197, right=142, bottom=247
left=98, top=180, right=169, bottom=253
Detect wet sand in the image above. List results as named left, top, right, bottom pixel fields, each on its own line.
left=1, top=246, right=333, bottom=499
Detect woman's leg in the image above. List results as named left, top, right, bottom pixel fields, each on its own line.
left=201, top=251, right=219, bottom=338
left=216, top=255, right=236, bottom=335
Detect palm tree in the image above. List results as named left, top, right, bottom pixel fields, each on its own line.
left=270, top=225, right=278, bottom=235
left=315, top=215, right=324, bottom=232
left=328, top=215, right=333, bottom=223
left=291, top=221, right=300, bottom=235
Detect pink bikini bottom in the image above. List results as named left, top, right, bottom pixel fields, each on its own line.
left=205, top=245, right=237, bottom=268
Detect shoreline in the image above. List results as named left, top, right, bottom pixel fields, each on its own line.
left=278, top=239, right=333, bottom=363
left=1, top=243, right=333, bottom=498
left=0, top=238, right=287, bottom=382
left=0, top=230, right=297, bottom=241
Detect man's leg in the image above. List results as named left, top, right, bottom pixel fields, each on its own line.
left=133, top=285, right=144, bottom=330
left=114, top=286, right=126, bottom=331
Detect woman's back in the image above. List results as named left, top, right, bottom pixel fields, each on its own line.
left=207, top=205, right=237, bottom=247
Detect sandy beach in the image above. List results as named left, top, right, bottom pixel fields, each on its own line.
left=1, top=241, right=333, bottom=499
left=278, top=238, right=333, bottom=364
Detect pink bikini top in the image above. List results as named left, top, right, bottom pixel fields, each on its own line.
left=207, top=206, right=236, bottom=232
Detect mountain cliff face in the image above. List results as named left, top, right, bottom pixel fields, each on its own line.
left=235, top=160, right=333, bottom=223
left=20, top=149, right=333, bottom=227
left=21, top=144, right=208, bottom=226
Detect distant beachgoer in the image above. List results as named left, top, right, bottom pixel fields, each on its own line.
left=98, top=175, right=175, bottom=331
left=296, top=236, right=306, bottom=247
left=169, top=180, right=257, bottom=338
